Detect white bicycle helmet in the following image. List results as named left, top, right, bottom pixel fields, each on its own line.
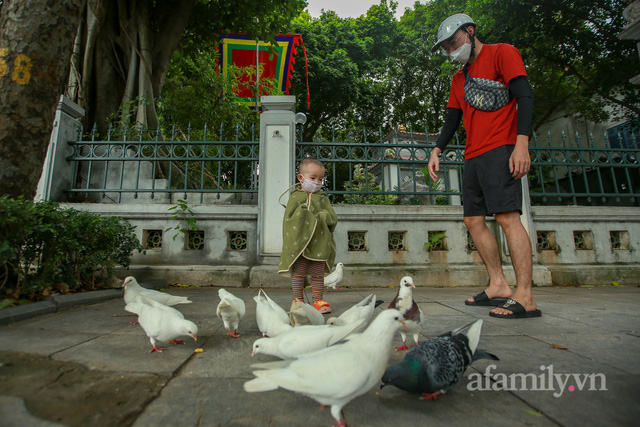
left=432, top=13, right=476, bottom=52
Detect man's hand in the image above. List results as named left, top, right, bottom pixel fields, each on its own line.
left=428, top=147, right=443, bottom=182
left=509, top=135, right=531, bottom=179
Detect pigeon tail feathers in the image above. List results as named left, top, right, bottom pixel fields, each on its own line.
left=244, top=377, right=279, bottom=392
left=465, top=319, right=483, bottom=355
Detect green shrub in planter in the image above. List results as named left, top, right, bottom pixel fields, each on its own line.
left=0, top=196, right=143, bottom=300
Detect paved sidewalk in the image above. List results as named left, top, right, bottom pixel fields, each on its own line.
left=1, top=284, right=639, bottom=426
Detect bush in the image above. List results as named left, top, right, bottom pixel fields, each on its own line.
left=0, top=196, right=143, bottom=301
left=340, top=164, right=398, bottom=205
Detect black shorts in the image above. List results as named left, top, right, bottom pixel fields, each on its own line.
left=462, top=145, right=522, bottom=217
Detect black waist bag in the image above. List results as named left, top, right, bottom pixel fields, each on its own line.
left=463, top=66, right=512, bottom=112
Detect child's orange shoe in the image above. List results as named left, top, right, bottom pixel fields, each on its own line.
left=313, top=300, right=331, bottom=314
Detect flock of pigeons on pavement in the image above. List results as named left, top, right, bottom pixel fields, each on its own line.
left=122, top=274, right=498, bottom=427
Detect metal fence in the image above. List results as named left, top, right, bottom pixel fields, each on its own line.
left=528, top=130, right=639, bottom=206
left=296, top=127, right=463, bottom=206
left=66, top=123, right=259, bottom=203
left=297, top=126, right=639, bottom=207
left=65, top=124, right=639, bottom=207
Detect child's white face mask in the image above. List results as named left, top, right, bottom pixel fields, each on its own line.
left=301, top=177, right=323, bottom=193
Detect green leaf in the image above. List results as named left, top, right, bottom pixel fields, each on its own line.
left=0, top=299, right=15, bottom=309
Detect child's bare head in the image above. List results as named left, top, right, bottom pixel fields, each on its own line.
left=297, top=158, right=326, bottom=193
left=298, top=158, right=325, bottom=177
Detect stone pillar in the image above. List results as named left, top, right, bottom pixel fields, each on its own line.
left=258, top=96, right=296, bottom=257
left=621, top=0, right=640, bottom=84
left=35, top=95, right=85, bottom=201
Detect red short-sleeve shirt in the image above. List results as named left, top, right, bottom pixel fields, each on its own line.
left=447, top=43, right=527, bottom=159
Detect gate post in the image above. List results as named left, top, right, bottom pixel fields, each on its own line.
left=35, top=95, right=85, bottom=201
left=258, top=96, right=297, bottom=257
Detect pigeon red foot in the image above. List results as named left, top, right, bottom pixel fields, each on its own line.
left=150, top=345, right=166, bottom=353
left=420, top=391, right=443, bottom=400
left=394, top=342, right=409, bottom=351
left=169, top=340, right=185, bottom=345
left=227, top=328, right=240, bottom=338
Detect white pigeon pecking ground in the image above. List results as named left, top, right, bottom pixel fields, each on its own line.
left=125, top=295, right=198, bottom=353
left=388, top=276, right=427, bottom=351
left=254, top=289, right=293, bottom=337
left=289, top=298, right=325, bottom=327
left=324, top=262, right=344, bottom=291
left=325, top=293, right=376, bottom=332
left=381, top=319, right=499, bottom=400
left=244, top=309, right=407, bottom=427
left=122, top=276, right=191, bottom=306
left=216, top=288, right=246, bottom=337
left=251, top=320, right=364, bottom=359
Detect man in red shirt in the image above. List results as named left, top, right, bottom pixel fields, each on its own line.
left=428, top=13, right=541, bottom=318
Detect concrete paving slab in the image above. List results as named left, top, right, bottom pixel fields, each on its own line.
left=24, top=301, right=130, bottom=334
left=0, top=326, right=97, bottom=356
left=469, top=335, right=640, bottom=426
left=179, top=333, right=264, bottom=379
left=1, top=285, right=638, bottom=426
left=0, top=395, right=66, bottom=427
left=133, top=378, right=333, bottom=427
left=360, top=374, right=558, bottom=426
left=51, top=332, right=198, bottom=376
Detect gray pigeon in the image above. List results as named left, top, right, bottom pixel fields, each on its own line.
left=381, top=319, right=498, bottom=400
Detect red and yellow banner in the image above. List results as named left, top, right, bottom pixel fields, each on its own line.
left=217, top=33, right=309, bottom=110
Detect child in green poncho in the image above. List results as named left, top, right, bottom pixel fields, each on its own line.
left=278, top=158, right=337, bottom=314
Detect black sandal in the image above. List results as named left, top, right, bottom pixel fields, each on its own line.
left=464, top=291, right=508, bottom=307
left=489, top=299, right=542, bottom=319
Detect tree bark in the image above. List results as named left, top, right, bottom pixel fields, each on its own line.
left=68, top=0, right=197, bottom=135
left=0, top=0, right=85, bottom=199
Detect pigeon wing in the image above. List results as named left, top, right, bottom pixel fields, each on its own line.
left=253, top=346, right=371, bottom=400
left=262, top=290, right=289, bottom=324
left=387, top=291, right=400, bottom=309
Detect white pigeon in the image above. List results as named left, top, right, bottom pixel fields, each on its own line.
left=324, top=262, right=344, bottom=291
left=251, top=320, right=364, bottom=359
left=122, top=276, right=191, bottom=306
left=216, top=288, right=246, bottom=338
left=326, top=293, right=376, bottom=332
left=289, top=299, right=325, bottom=326
left=244, top=309, right=407, bottom=427
left=388, top=276, right=427, bottom=351
left=125, top=295, right=198, bottom=353
left=254, top=289, right=292, bottom=337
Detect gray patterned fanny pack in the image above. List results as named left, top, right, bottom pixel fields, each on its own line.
left=463, top=66, right=512, bottom=112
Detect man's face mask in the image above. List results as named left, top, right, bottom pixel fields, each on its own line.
left=448, top=34, right=471, bottom=64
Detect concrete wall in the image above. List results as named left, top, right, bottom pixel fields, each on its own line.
left=68, top=202, right=640, bottom=288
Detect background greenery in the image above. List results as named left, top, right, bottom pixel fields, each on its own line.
left=157, top=0, right=638, bottom=143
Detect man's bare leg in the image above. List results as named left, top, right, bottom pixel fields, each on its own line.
left=491, top=211, right=537, bottom=314
left=464, top=215, right=513, bottom=302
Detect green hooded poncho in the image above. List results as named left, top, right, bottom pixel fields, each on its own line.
left=278, top=189, right=337, bottom=277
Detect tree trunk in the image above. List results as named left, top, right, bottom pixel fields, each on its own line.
left=0, top=0, right=85, bottom=199
left=68, top=0, right=197, bottom=136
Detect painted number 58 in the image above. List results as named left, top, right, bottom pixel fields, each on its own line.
left=0, top=48, right=33, bottom=86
